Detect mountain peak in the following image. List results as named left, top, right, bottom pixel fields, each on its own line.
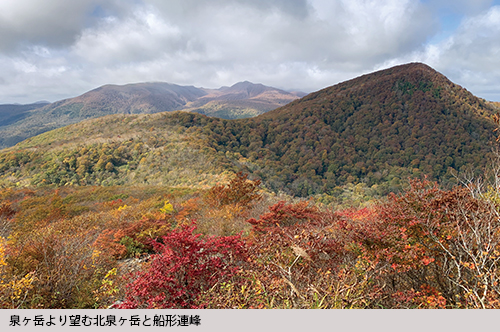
left=230, top=81, right=263, bottom=88
left=340, top=62, right=447, bottom=89
left=291, top=62, right=458, bottom=106
left=0, top=62, right=497, bottom=199
left=222, top=81, right=286, bottom=99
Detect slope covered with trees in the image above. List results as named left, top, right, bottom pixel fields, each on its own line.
left=179, top=63, right=499, bottom=196
left=0, top=113, right=233, bottom=189
left=0, top=63, right=497, bottom=200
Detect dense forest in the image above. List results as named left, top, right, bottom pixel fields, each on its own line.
left=2, top=63, right=500, bottom=309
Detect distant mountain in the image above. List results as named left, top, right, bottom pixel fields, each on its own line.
left=0, top=102, right=50, bottom=146
left=0, top=102, right=48, bottom=126
left=0, top=82, right=303, bottom=149
left=183, top=81, right=305, bottom=118
left=0, top=63, right=497, bottom=197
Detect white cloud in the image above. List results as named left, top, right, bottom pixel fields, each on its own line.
left=413, top=5, right=500, bottom=100
left=0, top=0, right=498, bottom=103
left=73, top=10, right=187, bottom=66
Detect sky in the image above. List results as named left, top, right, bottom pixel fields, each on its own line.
left=1, top=0, right=500, bottom=104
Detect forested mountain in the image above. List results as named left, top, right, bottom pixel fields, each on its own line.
left=0, top=63, right=497, bottom=197
left=0, top=82, right=302, bottom=149
left=3, top=63, right=500, bottom=310
left=0, top=102, right=49, bottom=126
left=189, top=62, right=498, bottom=195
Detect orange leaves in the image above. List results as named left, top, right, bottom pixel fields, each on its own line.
left=391, top=285, right=447, bottom=309
left=174, top=198, right=201, bottom=224
left=354, top=178, right=500, bottom=308
left=421, top=257, right=435, bottom=266
left=205, top=172, right=261, bottom=209
left=3, top=176, right=500, bottom=309
left=247, top=200, right=320, bottom=231
left=94, top=217, right=173, bottom=260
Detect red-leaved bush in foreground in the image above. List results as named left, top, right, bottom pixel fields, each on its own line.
left=116, top=224, right=247, bottom=308
left=353, top=178, right=500, bottom=308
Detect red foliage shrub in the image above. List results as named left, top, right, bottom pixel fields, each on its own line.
left=237, top=201, right=383, bottom=308
left=116, top=224, right=247, bottom=308
left=353, top=178, right=500, bottom=308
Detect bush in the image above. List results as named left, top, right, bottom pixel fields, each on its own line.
left=358, top=178, right=500, bottom=308
left=117, top=224, right=247, bottom=308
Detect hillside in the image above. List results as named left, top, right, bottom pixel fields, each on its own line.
left=0, top=82, right=302, bottom=149
left=0, top=63, right=498, bottom=198
left=0, top=102, right=48, bottom=126
left=0, top=112, right=235, bottom=189
left=216, top=63, right=498, bottom=195
left=3, top=63, right=500, bottom=310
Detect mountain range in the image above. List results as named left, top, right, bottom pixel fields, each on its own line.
left=0, top=81, right=304, bottom=149
left=0, top=62, right=499, bottom=197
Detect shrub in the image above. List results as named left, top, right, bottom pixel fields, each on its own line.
left=358, top=178, right=500, bottom=308
left=205, top=172, right=261, bottom=208
left=117, top=224, right=247, bottom=308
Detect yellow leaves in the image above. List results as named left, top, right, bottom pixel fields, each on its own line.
left=93, top=268, right=119, bottom=306
left=91, top=249, right=102, bottom=269
left=159, top=200, right=174, bottom=214
left=104, top=267, right=117, bottom=280
left=462, top=262, right=476, bottom=269
left=0, top=237, right=7, bottom=267
left=92, top=249, right=101, bottom=260
left=0, top=271, right=37, bottom=308
left=117, top=204, right=129, bottom=212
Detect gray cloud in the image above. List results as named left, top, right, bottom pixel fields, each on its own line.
left=0, top=0, right=96, bottom=51
left=69, top=0, right=435, bottom=88
left=0, top=0, right=498, bottom=104
left=426, top=0, right=495, bottom=15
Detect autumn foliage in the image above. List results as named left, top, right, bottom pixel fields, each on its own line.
left=116, top=224, right=247, bottom=309
left=205, top=171, right=262, bottom=208
left=1, top=171, right=500, bottom=309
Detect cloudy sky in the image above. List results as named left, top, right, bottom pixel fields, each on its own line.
left=1, top=0, right=500, bottom=104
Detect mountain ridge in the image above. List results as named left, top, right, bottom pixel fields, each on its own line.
left=0, top=81, right=304, bottom=149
